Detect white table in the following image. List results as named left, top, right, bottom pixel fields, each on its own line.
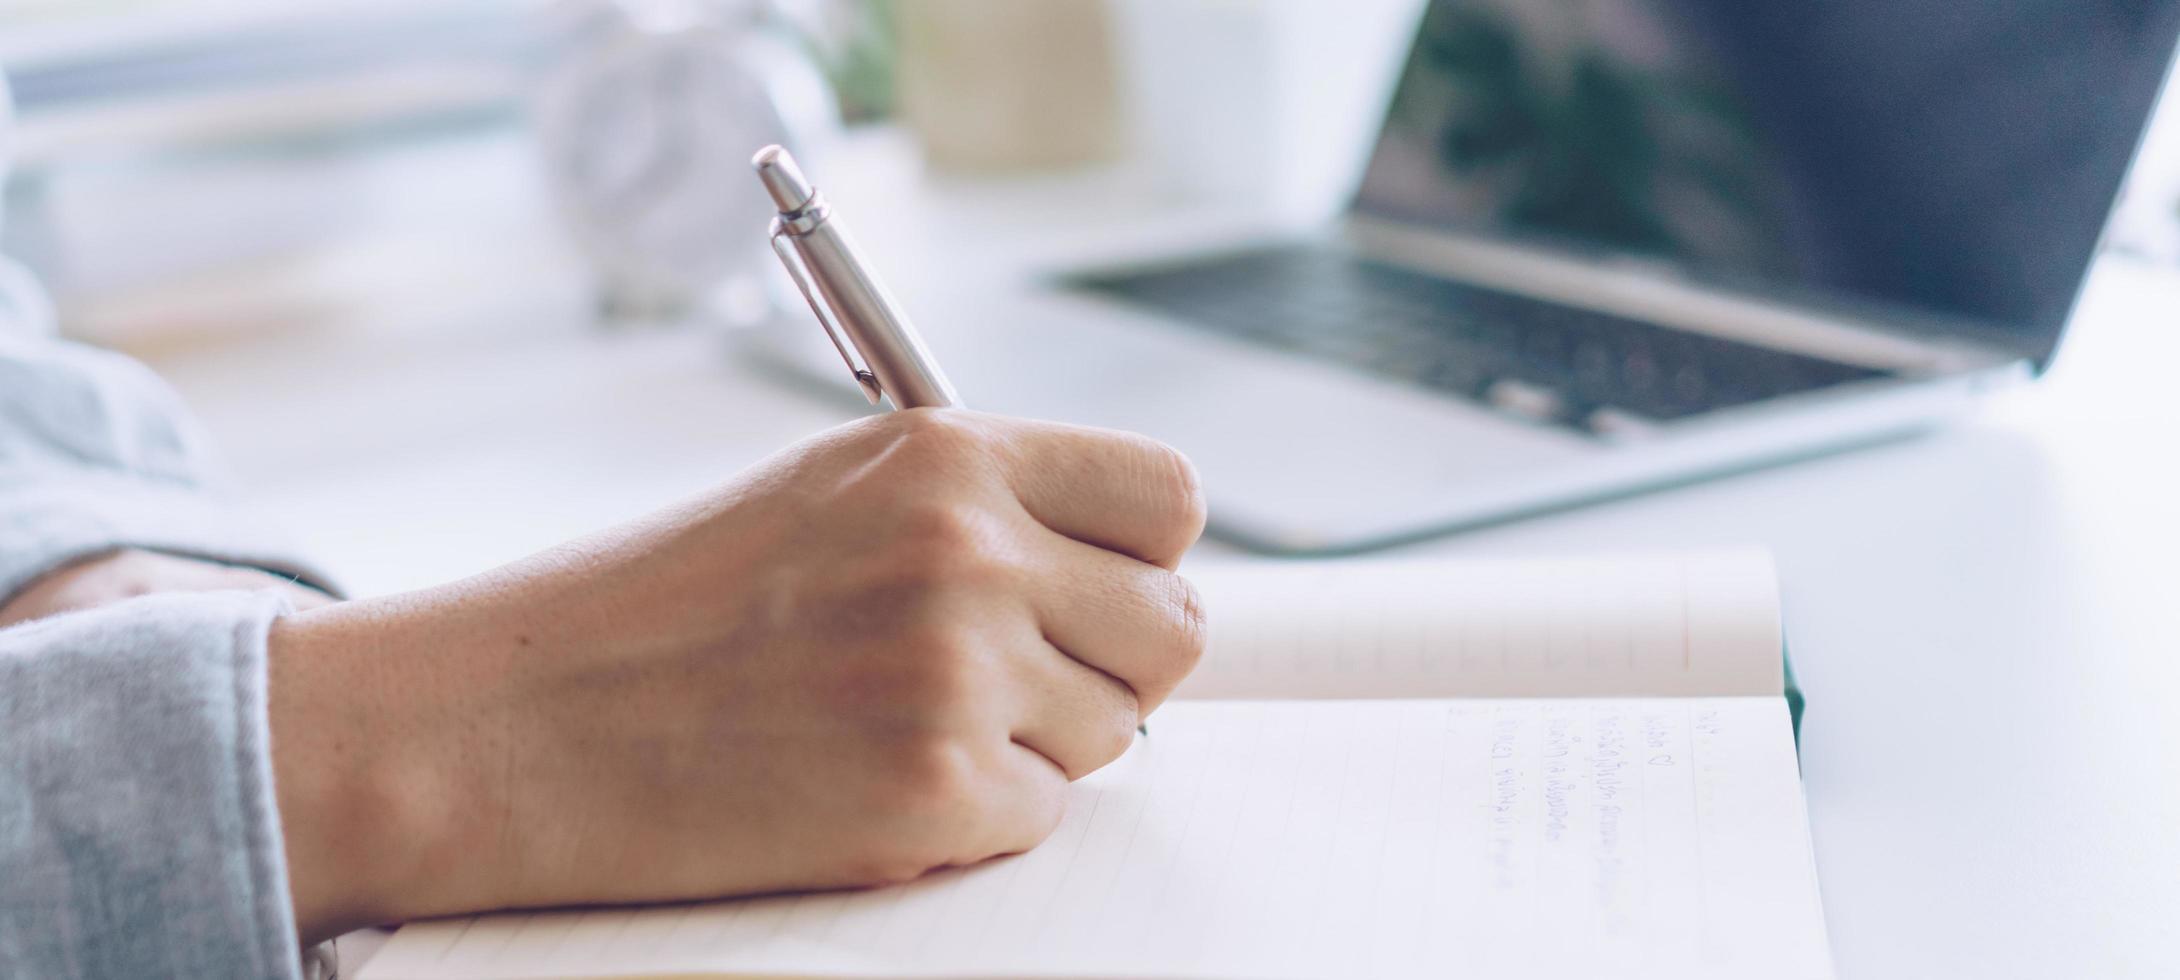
left=88, top=127, right=2180, bottom=979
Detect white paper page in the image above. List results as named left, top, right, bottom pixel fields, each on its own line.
left=1176, top=550, right=1782, bottom=701
left=361, top=697, right=1830, bottom=980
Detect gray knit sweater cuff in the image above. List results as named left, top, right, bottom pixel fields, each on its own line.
left=0, top=589, right=304, bottom=979
left=0, top=334, right=338, bottom=605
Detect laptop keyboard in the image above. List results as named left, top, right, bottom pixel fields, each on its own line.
left=1068, top=246, right=1892, bottom=435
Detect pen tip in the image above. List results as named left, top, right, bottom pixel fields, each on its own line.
left=752, top=144, right=816, bottom=214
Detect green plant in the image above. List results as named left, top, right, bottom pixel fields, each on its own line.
left=791, top=0, right=899, bottom=124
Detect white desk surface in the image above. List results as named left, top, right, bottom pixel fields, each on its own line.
left=83, top=130, right=2180, bottom=979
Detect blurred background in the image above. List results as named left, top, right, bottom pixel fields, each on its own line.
left=0, top=0, right=1445, bottom=345
left=6, top=0, right=2172, bottom=348
left=0, top=0, right=2176, bottom=590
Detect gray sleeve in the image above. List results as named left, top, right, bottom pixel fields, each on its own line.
left=0, top=317, right=336, bottom=602
left=0, top=255, right=328, bottom=976
left=1, top=591, right=304, bottom=979
left=3, top=95, right=329, bottom=598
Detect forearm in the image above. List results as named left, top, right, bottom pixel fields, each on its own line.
left=260, top=544, right=738, bottom=941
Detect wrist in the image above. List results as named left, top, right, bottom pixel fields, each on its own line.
left=266, top=596, right=477, bottom=941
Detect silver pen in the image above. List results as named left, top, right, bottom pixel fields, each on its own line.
left=753, top=145, right=962, bottom=410
left=754, top=146, right=1146, bottom=737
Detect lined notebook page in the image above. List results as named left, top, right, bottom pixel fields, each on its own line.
left=1178, top=550, right=1782, bottom=701
left=361, top=697, right=1830, bottom=980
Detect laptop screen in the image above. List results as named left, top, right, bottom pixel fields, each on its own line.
left=1353, top=0, right=2180, bottom=365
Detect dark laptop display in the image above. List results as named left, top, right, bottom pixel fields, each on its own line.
left=1355, top=0, right=2180, bottom=363
left=1075, top=1, right=2178, bottom=434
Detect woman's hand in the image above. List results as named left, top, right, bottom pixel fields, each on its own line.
left=266, top=409, right=1208, bottom=942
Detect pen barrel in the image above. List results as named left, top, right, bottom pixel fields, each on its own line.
left=781, top=217, right=961, bottom=410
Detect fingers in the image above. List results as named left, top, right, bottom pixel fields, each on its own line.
left=1003, top=623, right=1143, bottom=780
left=995, top=532, right=1205, bottom=781
left=875, top=728, right=1067, bottom=878
left=1028, top=534, right=1207, bottom=718
left=983, top=415, right=1208, bottom=570
left=851, top=409, right=1204, bottom=568
left=835, top=409, right=1209, bottom=797
left=967, top=742, right=1072, bottom=859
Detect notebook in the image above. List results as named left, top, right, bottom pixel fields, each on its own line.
left=360, top=550, right=1830, bottom=980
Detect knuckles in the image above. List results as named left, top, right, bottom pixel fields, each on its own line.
left=845, top=734, right=990, bottom=883
left=825, top=410, right=1000, bottom=511
left=815, top=593, right=990, bottom=727
left=867, top=409, right=996, bottom=480
left=844, top=409, right=1207, bottom=568
left=888, top=502, right=1010, bottom=581
left=870, top=734, right=983, bottom=819
left=845, top=414, right=1023, bottom=586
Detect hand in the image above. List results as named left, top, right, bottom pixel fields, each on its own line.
left=267, top=409, right=1208, bottom=942
left=0, top=548, right=333, bottom=629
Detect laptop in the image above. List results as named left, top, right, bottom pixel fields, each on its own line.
left=760, top=0, right=2180, bottom=554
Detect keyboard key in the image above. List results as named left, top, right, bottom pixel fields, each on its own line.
left=1486, top=378, right=1567, bottom=422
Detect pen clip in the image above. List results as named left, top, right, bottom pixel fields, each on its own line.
left=770, top=225, right=883, bottom=405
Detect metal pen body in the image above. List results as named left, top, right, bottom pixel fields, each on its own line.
left=755, top=145, right=961, bottom=411
left=775, top=214, right=960, bottom=409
